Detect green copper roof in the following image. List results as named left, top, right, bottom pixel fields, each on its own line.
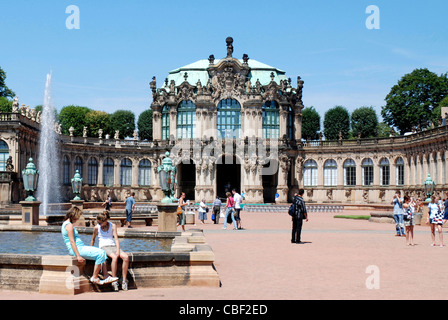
left=166, top=59, right=287, bottom=89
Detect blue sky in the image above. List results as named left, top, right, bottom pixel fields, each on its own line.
left=1, top=0, right=447, bottom=121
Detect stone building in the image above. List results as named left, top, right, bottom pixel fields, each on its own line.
left=0, top=38, right=447, bottom=206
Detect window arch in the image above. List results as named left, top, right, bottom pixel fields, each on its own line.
left=138, top=159, right=152, bottom=186
left=161, top=105, right=170, bottom=141
left=396, top=157, right=404, bottom=186
left=362, top=158, right=374, bottom=186
left=177, top=100, right=197, bottom=139
left=344, top=159, right=356, bottom=186
left=380, top=158, right=390, bottom=186
left=324, top=159, right=337, bottom=186
left=74, top=156, right=83, bottom=177
left=217, top=99, right=241, bottom=139
left=62, top=155, right=71, bottom=185
left=88, top=157, right=98, bottom=186
left=103, top=158, right=114, bottom=187
left=262, top=101, right=280, bottom=139
left=0, top=140, right=9, bottom=171
left=120, top=158, right=132, bottom=186
left=304, top=160, right=318, bottom=187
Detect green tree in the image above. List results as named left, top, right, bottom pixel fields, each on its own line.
left=110, top=110, right=135, bottom=139
left=0, top=97, right=12, bottom=113
left=301, top=106, right=321, bottom=140
left=381, top=68, right=448, bottom=134
left=0, top=66, right=15, bottom=99
left=137, top=109, right=153, bottom=141
left=59, top=105, right=91, bottom=136
left=85, top=110, right=111, bottom=137
left=323, top=106, right=350, bottom=140
left=350, top=106, right=379, bottom=138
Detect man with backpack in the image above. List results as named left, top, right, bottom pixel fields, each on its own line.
left=289, top=189, right=309, bottom=244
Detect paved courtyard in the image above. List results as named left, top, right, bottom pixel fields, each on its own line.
left=1, top=209, right=447, bottom=300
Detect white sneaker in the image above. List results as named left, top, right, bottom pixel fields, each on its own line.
left=111, top=281, right=119, bottom=292
left=122, top=280, right=128, bottom=291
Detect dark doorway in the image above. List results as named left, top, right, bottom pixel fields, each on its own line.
left=178, top=161, right=196, bottom=201
left=262, top=159, right=278, bottom=203
left=216, top=156, right=241, bottom=199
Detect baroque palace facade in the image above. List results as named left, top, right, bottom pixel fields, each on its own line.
left=1, top=38, right=448, bottom=206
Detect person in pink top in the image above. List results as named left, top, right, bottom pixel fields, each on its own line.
left=223, top=192, right=237, bottom=230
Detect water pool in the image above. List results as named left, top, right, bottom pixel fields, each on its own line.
left=0, top=231, right=172, bottom=255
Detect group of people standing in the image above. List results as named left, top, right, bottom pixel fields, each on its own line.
left=392, top=191, right=448, bottom=246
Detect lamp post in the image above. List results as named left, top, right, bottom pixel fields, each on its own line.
left=20, top=158, right=41, bottom=225
left=424, top=174, right=435, bottom=202
left=71, top=170, right=83, bottom=201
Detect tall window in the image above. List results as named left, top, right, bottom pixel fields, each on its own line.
left=139, top=159, right=152, bottom=186
left=344, top=159, right=356, bottom=186
left=0, top=140, right=9, bottom=171
left=217, top=99, right=241, bottom=139
left=324, top=159, right=337, bottom=186
left=120, top=158, right=132, bottom=186
left=62, top=155, right=71, bottom=185
left=88, top=157, right=98, bottom=186
left=177, top=100, right=197, bottom=139
left=262, top=101, right=280, bottom=139
left=304, top=160, right=318, bottom=187
left=287, top=106, right=295, bottom=140
left=380, top=158, right=390, bottom=186
left=396, top=157, right=404, bottom=186
left=362, top=158, right=374, bottom=186
left=161, top=105, right=170, bottom=141
left=103, top=158, right=114, bottom=187
left=74, top=156, right=83, bottom=177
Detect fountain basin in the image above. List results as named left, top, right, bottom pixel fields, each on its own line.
left=0, top=225, right=220, bottom=295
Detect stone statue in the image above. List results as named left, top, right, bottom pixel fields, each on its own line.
left=114, top=130, right=119, bottom=140
left=83, top=127, right=87, bottom=138
left=12, top=97, right=19, bottom=113
left=98, top=129, right=103, bottom=139
left=6, top=156, right=13, bottom=172
left=226, top=37, right=234, bottom=58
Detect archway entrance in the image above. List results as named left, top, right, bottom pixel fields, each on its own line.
left=216, top=155, right=241, bottom=199
left=262, top=159, right=278, bottom=203
left=178, top=161, right=196, bottom=202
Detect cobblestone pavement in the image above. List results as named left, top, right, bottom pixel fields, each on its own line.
left=1, top=210, right=447, bottom=300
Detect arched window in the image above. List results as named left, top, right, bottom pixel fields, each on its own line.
left=217, top=99, right=241, bottom=139
left=120, top=158, right=132, bottom=186
left=324, top=159, right=337, bottom=187
left=396, top=157, right=404, bottom=186
left=304, top=160, right=318, bottom=187
left=138, top=159, right=152, bottom=186
left=62, top=155, right=71, bottom=185
left=262, top=101, right=280, bottom=139
left=74, top=156, right=83, bottom=177
left=177, top=100, right=197, bottom=139
left=88, top=157, right=98, bottom=186
left=362, top=158, right=374, bottom=186
left=161, top=105, right=170, bottom=141
left=0, top=140, right=9, bottom=171
left=103, top=158, right=114, bottom=187
left=380, top=158, right=390, bottom=186
left=287, top=106, right=295, bottom=140
left=344, top=159, right=356, bottom=186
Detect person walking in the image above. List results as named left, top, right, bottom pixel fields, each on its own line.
left=427, top=196, right=444, bottom=247
left=198, top=199, right=208, bottom=224
left=102, top=190, right=112, bottom=211
left=403, top=196, right=415, bottom=246
left=61, top=207, right=118, bottom=285
left=290, top=189, right=308, bottom=244
left=444, top=194, right=448, bottom=222
left=391, top=191, right=405, bottom=237
left=91, top=211, right=130, bottom=291
left=178, top=192, right=188, bottom=232
left=232, top=189, right=243, bottom=229
left=124, top=192, right=135, bottom=228
left=223, top=192, right=237, bottom=230
left=212, top=196, right=222, bottom=224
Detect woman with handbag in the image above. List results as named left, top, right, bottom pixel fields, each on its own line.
left=223, top=192, right=237, bottom=230
left=177, top=192, right=188, bottom=232
left=403, top=196, right=414, bottom=246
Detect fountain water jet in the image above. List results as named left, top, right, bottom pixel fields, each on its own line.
left=36, top=72, right=61, bottom=215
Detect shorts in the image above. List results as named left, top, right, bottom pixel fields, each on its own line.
left=76, top=245, right=107, bottom=265
left=101, top=246, right=125, bottom=257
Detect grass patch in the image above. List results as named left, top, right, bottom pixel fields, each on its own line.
left=334, top=215, right=370, bottom=220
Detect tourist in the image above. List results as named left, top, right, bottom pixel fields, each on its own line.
left=198, top=199, right=208, bottom=224
left=61, top=207, right=118, bottom=285
left=427, top=196, right=444, bottom=247
left=124, top=192, right=135, bottom=228
left=91, top=211, right=129, bottom=291
left=444, top=194, right=448, bottom=222
left=403, top=196, right=414, bottom=246
left=102, top=190, right=112, bottom=211
left=232, top=189, right=243, bottom=229
left=212, top=196, right=222, bottom=224
left=391, top=191, right=405, bottom=237
left=178, top=192, right=188, bottom=232
left=291, top=189, right=308, bottom=244
left=223, top=192, right=237, bottom=230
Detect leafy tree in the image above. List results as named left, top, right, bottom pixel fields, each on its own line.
left=323, top=106, right=350, bottom=140
left=301, top=106, right=321, bottom=140
left=0, top=66, right=15, bottom=99
left=109, top=110, right=135, bottom=139
left=377, top=122, right=393, bottom=138
left=137, top=109, right=153, bottom=141
left=85, top=110, right=111, bottom=137
left=0, top=97, right=12, bottom=113
left=59, top=105, right=91, bottom=136
left=351, top=106, right=379, bottom=138
left=381, top=68, right=448, bottom=134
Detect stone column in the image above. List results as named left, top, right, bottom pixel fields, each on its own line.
left=153, top=111, right=162, bottom=141
left=113, top=158, right=120, bottom=187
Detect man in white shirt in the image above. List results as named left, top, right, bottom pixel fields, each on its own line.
left=232, top=189, right=243, bottom=229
